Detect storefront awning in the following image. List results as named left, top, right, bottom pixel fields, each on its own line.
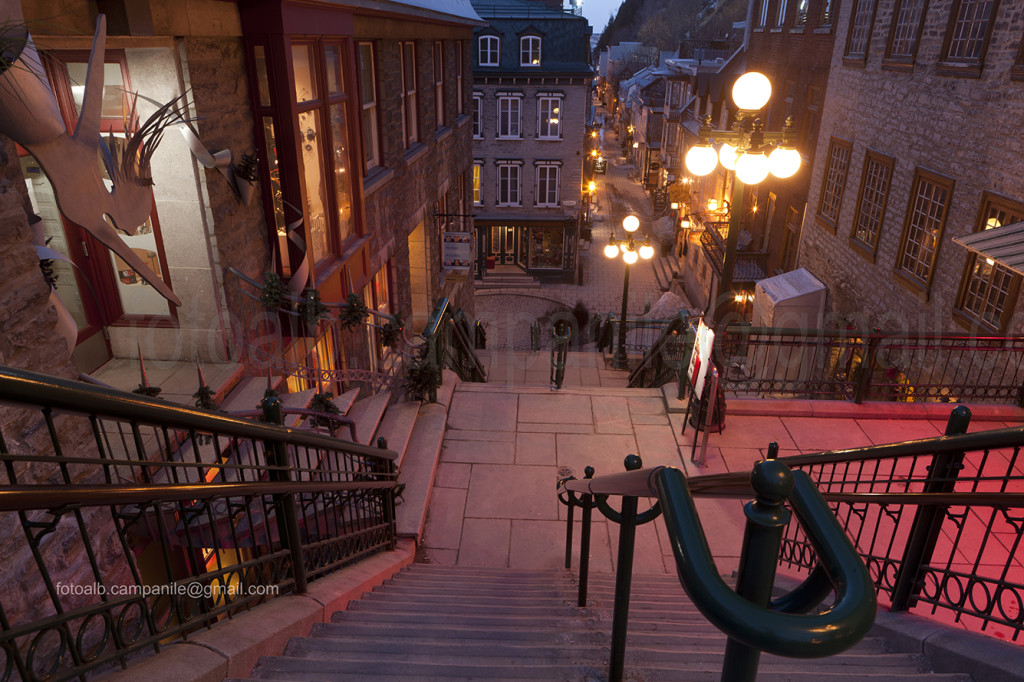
left=953, top=221, right=1024, bottom=276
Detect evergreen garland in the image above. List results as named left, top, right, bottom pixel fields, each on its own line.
left=297, top=288, right=327, bottom=326
left=339, top=293, right=369, bottom=329
left=379, top=311, right=405, bottom=348
left=259, top=272, right=287, bottom=310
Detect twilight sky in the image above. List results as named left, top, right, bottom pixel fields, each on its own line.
left=578, top=0, right=623, bottom=33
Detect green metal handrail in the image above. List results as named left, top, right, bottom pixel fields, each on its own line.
left=550, top=322, right=571, bottom=389
left=627, top=311, right=691, bottom=389
left=421, top=298, right=486, bottom=385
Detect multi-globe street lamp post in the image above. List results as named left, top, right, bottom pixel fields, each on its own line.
left=684, top=71, right=801, bottom=324
left=604, top=215, right=655, bottom=369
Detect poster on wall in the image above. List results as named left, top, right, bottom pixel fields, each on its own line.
left=687, top=317, right=715, bottom=399
left=443, top=232, right=473, bottom=278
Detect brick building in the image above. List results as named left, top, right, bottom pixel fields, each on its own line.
left=470, top=0, right=593, bottom=282
left=2, top=0, right=480, bottom=379
left=799, top=0, right=1024, bottom=335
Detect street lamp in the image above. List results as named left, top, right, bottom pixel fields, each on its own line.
left=604, top=214, right=655, bottom=369
left=684, top=71, right=801, bottom=323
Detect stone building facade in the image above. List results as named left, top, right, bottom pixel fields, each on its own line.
left=799, top=0, right=1024, bottom=335
left=470, top=0, right=593, bottom=283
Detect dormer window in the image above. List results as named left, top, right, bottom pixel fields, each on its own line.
left=520, top=36, right=541, bottom=66
left=479, top=35, right=499, bottom=66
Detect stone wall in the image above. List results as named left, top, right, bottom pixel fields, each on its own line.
left=799, top=0, right=1024, bottom=335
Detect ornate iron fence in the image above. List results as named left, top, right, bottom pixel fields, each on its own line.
left=778, top=407, right=1024, bottom=641
left=0, top=365, right=397, bottom=681
left=225, top=268, right=413, bottom=400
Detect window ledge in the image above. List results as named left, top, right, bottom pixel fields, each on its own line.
left=848, top=236, right=878, bottom=263
left=363, top=166, right=395, bottom=195
left=936, top=61, right=982, bottom=78
left=813, top=26, right=833, bottom=34
left=404, top=142, right=430, bottom=165
left=496, top=135, right=523, bottom=141
left=815, top=214, right=837, bottom=235
left=435, top=126, right=454, bottom=143
left=842, top=55, right=867, bottom=68
left=951, top=308, right=1003, bottom=334
left=1011, top=64, right=1024, bottom=82
left=881, top=58, right=915, bottom=73
left=790, top=27, right=807, bottom=34
left=455, top=113, right=472, bottom=129
left=769, top=27, right=784, bottom=33
left=891, top=268, right=932, bottom=301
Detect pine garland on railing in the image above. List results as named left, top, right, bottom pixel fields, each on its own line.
left=259, top=271, right=287, bottom=310
left=307, top=390, right=341, bottom=429
left=405, top=349, right=441, bottom=402
left=379, top=311, right=405, bottom=348
left=338, top=293, right=369, bottom=329
left=297, top=288, right=328, bottom=326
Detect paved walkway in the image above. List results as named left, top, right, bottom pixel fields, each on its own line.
left=474, top=114, right=688, bottom=351
left=420, top=377, right=1024, bottom=641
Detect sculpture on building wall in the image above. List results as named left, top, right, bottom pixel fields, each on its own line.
left=0, top=9, right=182, bottom=307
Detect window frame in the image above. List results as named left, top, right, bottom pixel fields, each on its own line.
left=496, top=161, right=522, bottom=206
left=433, top=41, right=445, bottom=130
left=757, top=0, right=771, bottom=28
left=456, top=41, right=465, bottom=116
left=794, top=0, right=809, bottom=28
left=939, top=0, right=999, bottom=76
left=520, top=35, right=541, bottom=67
left=817, top=137, right=852, bottom=230
left=497, top=94, right=522, bottom=139
left=400, top=41, right=419, bottom=148
left=883, top=0, right=929, bottom=68
left=849, top=150, right=895, bottom=259
left=479, top=35, right=499, bottom=66
left=820, top=0, right=835, bottom=27
left=954, top=192, right=1024, bottom=332
left=537, top=95, right=562, bottom=140
left=472, top=93, right=484, bottom=138
left=535, top=162, right=560, bottom=207
left=356, top=41, right=380, bottom=171
left=472, top=161, right=483, bottom=205
left=894, top=167, right=955, bottom=295
left=844, top=0, right=878, bottom=63
left=775, top=0, right=788, bottom=28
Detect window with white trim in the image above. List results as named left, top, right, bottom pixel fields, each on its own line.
left=433, top=41, right=445, bottom=129
left=537, top=96, right=562, bottom=139
left=479, top=35, right=499, bottom=66
left=497, top=95, right=521, bottom=138
left=357, top=42, right=379, bottom=170
left=776, top=0, right=788, bottom=27
left=472, top=94, right=483, bottom=138
left=400, top=41, right=418, bottom=147
left=473, top=162, right=483, bottom=205
left=535, top=163, right=559, bottom=206
left=757, top=0, right=770, bottom=28
left=520, top=36, right=541, bottom=66
left=456, top=41, right=465, bottom=115
left=497, top=162, right=521, bottom=206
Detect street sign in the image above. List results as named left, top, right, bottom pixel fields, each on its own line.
left=594, top=160, right=607, bottom=174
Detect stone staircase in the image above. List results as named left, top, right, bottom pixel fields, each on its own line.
left=475, top=269, right=542, bottom=290
left=225, top=564, right=972, bottom=681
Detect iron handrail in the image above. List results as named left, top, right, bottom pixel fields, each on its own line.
left=0, top=365, right=392, bottom=461
left=558, top=463, right=877, bottom=659
left=627, top=311, right=690, bottom=389
left=421, top=298, right=486, bottom=384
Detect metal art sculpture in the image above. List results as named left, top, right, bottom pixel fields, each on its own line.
left=0, top=10, right=182, bottom=306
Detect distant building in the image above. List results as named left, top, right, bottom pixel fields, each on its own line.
left=470, top=0, right=593, bottom=282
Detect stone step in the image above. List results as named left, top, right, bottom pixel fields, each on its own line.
left=219, top=374, right=284, bottom=414
left=453, top=381, right=662, bottom=397
left=394, top=402, right=448, bottom=540
left=330, top=387, right=360, bottom=416
left=280, top=388, right=316, bottom=427
left=346, top=390, right=390, bottom=446
left=372, top=400, right=420, bottom=468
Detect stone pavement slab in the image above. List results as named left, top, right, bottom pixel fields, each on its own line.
left=458, top=518, right=511, bottom=566
left=464, top=463, right=560, bottom=520
left=517, top=392, right=593, bottom=424
left=515, top=432, right=557, bottom=465
left=592, top=395, right=632, bottom=433
left=447, top=391, right=518, bottom=431
left=441, top=439, right=515, bottom=464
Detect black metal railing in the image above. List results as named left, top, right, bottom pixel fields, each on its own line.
left=717, top=326, right=1024, bottom=404
left=557, top=405, right=1024, bottom=681
left=0, top=365, right=397, bottom=681
left=226, top=268, right=413, bottom=400
left=777, top=406, right=1024, bottom=641
left=602, top=315, right=679, bottom=361
left=558, top=453, right=876, bottom=682
left=550, top=321, right=570, bottom=389
left=420, top=298, right=486, bottom=389
left=627, top=311, right=691, bottom=389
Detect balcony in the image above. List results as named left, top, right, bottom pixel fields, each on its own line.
left=698, top=219, right=768, bottom=281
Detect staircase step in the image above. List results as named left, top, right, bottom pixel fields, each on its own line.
left=219, top=375, right=283, bottom=413
left=330, top=387, right=360, bottom=415
left=280, top=388, right=316, bottom=427
left=372, top=400, right=420, bottom=468
left=346, top=390, right=390, bottom=445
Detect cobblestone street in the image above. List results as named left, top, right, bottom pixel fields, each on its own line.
left=475, top=111, right=691, bottom=351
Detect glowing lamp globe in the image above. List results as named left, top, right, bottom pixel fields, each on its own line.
left=639, top=243, right=655, bottom=260
left=732, top=72, right=772, bottom=111
left=735, top=150, right=770, bottom=185
left=604, top=243, right=620, bottom=259
left=768, top=147, right=801, bottom=179
left=719, top=143, right=739, bottom=171
left=622, top=215, right=640, bottom=232
left=685, top=144, right=718, bottom=176
left=622, top=249, right=639, bottom=264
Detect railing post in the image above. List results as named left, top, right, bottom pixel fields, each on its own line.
left=721, top=443, right=793, bottom=682
left=853, top=334, right=880, bottom=404
left=608, top=455, right=642, bottom=682
left=378, top=436, right=397, bottom=551
left=577, top=466, right=594, bottom=608
left=261, top=394, right=308, bottom=594
left=890, top=405, right=971, bottom=611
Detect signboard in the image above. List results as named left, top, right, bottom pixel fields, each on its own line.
left=686, top=317, right=715, bottom=399
left=594, top=160, right=607, bottom=174
left=442, top=232, right=472, bottom=273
